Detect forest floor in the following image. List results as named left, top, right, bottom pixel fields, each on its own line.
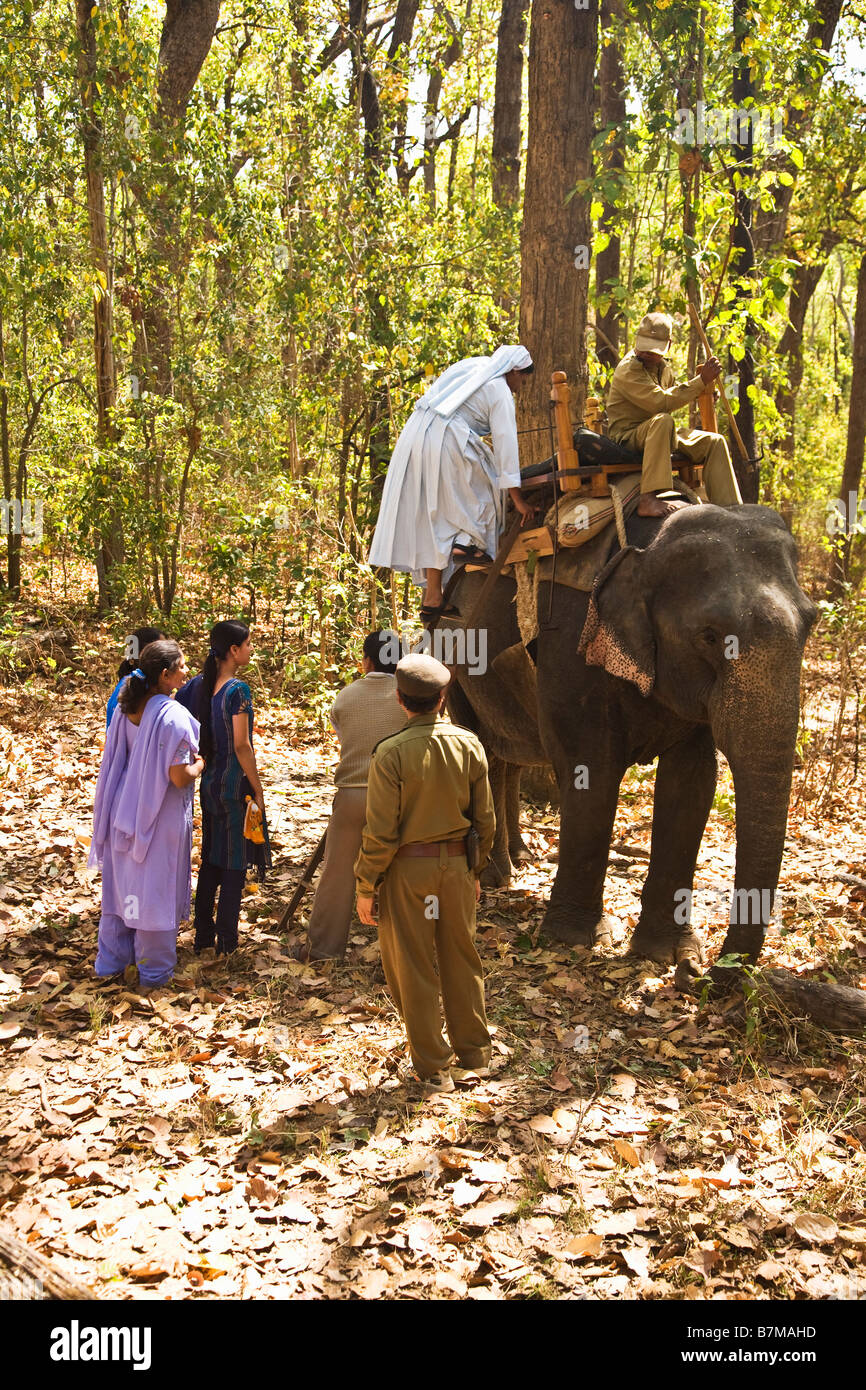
left=1, top=624, right=866, bottom=1301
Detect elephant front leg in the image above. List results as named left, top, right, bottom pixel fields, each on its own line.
left=480, top=753, right=513, bottom=888
left=629, top=728, right=717, bottom=970
left=542, top=756, right=621, bottom=949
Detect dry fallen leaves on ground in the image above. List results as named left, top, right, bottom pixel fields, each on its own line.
left=1, top=635, right=865, bottom=1301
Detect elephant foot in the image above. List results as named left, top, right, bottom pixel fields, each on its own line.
left=508, top=837, right=532, bottom=865
left=675, top=957, right=744, bottom=999
left=481, top=856, right=512, bottom=889
left=674, top=957, right=705, bottom=994
left=667, top=937, right=754, bottom=996
left=542, top=909, right=615, bottom=950
left=629, top=923, right=704, bottom=969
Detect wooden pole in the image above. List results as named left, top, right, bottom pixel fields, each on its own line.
left=688, top=303, right=749, bottom=460
left=697, top=385, right=718, bottom=433
left=277, top=831, right=327, bottom=932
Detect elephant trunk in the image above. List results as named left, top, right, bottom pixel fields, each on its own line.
left=711, top=647, right=801, bottom=965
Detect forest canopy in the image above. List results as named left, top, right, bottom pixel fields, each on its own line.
left=1, top=0, right=865, bottom=685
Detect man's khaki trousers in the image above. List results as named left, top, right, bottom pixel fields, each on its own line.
left=306, top=787, right=367, bottom=958
left=378, top=854, right=491, bottom=1079
left=620, top=412, right=742, bottom=504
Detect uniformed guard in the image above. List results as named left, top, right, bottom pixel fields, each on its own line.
left=355, top=653, right=496, bottom=1095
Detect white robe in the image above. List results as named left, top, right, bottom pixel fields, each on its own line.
left=369, top=346, right=531, bottom=585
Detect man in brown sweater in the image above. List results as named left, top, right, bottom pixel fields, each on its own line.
left=292, top=631, right=407, bottom=961
left=606, top=311, right=742, bottom=518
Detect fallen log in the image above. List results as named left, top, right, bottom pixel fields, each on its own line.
left=677, top=963, right=866, bottom=1033
left=0, top=1225, right=97, bottom=1300
left=757, top=969, right=866, bottom=1033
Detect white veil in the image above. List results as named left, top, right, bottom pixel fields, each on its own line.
left=419, top=345, right=533, bottom=419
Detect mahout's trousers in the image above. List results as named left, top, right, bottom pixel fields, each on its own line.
left=618, top=412, right=743, bottom=503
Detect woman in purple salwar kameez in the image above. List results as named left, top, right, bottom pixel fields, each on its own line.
left=90, top=640, right=204, bottom=988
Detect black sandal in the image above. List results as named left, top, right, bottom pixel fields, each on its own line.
left=451, top=543, right=493, bottom=566
left=420, top=602, right=460, bottom=623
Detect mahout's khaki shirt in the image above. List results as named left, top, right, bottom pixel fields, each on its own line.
left=606, top=351, right=706, bottom=440
left=354, top=712, right=496, bottom=896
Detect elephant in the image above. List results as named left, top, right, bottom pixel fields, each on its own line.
left=447, top=502, right=817, bottom=974
left=447, top=659, right=536, bottom=887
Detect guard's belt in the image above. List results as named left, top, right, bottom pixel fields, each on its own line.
left=396, top=839, right=467, bottom=858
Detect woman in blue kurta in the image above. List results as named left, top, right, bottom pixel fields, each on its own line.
left=106, top=626, right=164, bottom=729
left=193, top=620, right=271, bottom=955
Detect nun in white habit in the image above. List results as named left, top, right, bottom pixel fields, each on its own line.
left=368, top=345, right=536, bottom=617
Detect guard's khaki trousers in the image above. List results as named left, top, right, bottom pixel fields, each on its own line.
left=619, top=412, right=743, bottom=504
left=378, top=854, right=491, bottom=1079
left=306, top=787, right=367, bottom=958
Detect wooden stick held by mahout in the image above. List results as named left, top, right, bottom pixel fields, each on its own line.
left=688, top=302, right=748, bottom=460
left=697, top=372, right=718, bottom=433
left=277, top=830, right=327, bottom=931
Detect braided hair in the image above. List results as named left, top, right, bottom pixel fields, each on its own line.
left=199, top=620, right=250, bottom=762
left=118, top=639, right=183, bottom=716
left=117, top=627, right=164, bottom=680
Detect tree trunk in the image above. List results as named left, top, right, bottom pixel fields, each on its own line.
left=491, top=0, right=529, bottom=210
left=828, top=251, right=866, bottom=595
left=594, top=0, right=625, bottom=370
left=0, top=308, right=19, bottom=596
left=683, top=969, right=866, bottom=1033
left=774, top=254, right=828, bottom=522
left=349, top=0, right=392, bottom=511
left=422, top=10, right=464, bottom=209
left=751, top=0, right=844, bottom=255
left=759, top=969, right=866, bottom=1033
left=519, top=0, right=598, bottom=461
left=730, top=0, right=758, bottom=502
left=140, top=0, right=221, bottom=393
left=156, top=0, right=221, bottom=122
left=76, top=0, right=123, bottom=609
left=389, top=0, right=420, bottom=188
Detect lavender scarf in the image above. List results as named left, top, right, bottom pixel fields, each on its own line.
left=90, top=695, right=200, bottom=869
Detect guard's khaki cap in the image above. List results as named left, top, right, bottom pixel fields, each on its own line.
left=396, top=653, right=450, bottom=698
left=633, top=312, right=673, bottom=355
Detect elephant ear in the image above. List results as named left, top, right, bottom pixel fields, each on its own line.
left=578, top=546, right=655, bottom=695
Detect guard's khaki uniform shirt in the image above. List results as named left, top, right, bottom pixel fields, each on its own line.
left=354, top=712, right=495, bottom=895
left=606, top=351, right=705, bottom=441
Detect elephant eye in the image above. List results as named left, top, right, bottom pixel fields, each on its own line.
left=700, top=628, right=718, bottom=645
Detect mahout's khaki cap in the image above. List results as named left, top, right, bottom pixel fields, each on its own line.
left=633, top=312, right=673, bottom=355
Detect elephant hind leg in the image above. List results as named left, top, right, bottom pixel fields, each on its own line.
left=480, top=752, right=513, bottom=888
left=505, top=764, right=531, bottom=863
